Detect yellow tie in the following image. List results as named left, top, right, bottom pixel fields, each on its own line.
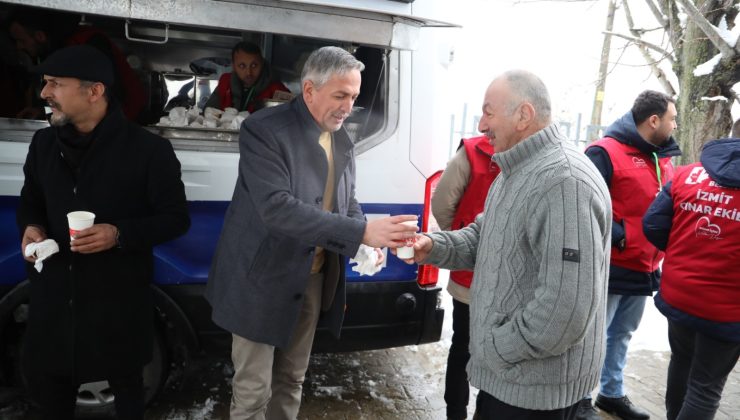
left=311, top=132, right=335, bottom=273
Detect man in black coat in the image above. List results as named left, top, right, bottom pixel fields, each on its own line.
left=206, top=46, right=418, bottom=419
left=16, top=45, right=190, bottom=419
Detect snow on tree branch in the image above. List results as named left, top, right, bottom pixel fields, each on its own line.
left=673, top=0, right=736, bottom=57
left=693, top=53, right=722, bottom=76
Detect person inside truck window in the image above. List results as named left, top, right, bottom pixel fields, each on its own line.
left=8, top=8, right=146, bottom=122
left=0, top=25, right=28, bottom=118
left=5, top=8, right=59, bottom=120
left=17, top=44, right=189, bottom=420
left=204, top=41, right=290, bottom=113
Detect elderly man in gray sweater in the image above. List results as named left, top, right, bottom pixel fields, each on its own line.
left=405, top=70, right=611, bottom=419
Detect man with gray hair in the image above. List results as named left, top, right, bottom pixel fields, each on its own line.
left=206, top=46, right=417, bottom=419
left=402, top=70, right=611, bottom=419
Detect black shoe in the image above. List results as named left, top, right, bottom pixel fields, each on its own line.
left=575, top=398, right=601, bottom=420
left=595, top=394, right=650, bottom=420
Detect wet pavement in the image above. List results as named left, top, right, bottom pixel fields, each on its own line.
left=2, top=275, right=739, bottom=419
left=140, top=278, right=740, bottom=420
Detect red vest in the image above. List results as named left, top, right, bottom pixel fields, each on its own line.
left=215, top=73, right=289, bottom=113
left=588, top=138, right=674, bottom=272
left=450, top=136, right=500, bottom=288
left=66, top=28, right=146, bottom=121
left=660, top=163, right=740, bottom=322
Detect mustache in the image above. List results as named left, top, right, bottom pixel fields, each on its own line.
left=46, top=100, right=61, bottom=110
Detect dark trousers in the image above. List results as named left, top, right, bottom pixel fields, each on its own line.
left=445, top=298, right=471, bottom=420
left=475, top=391, right=578, bottom=420
left=33, top=371, right=145, bottom=420
left=665, top=320, right=740, bottom=420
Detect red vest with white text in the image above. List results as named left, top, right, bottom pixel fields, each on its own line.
left=588, top=137, right=673, bottom=272
left=449, top=136, right=500, bottom=288
left=660, top=163, right=740, bottom=322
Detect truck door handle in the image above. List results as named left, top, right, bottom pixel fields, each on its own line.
left=125, top=20, right=169, bottom=44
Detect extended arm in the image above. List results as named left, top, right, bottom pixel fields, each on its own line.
left=421, top=213, right=482, bottom=271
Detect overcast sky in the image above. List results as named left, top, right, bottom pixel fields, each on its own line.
left=443, top=0, right=670, bottom=139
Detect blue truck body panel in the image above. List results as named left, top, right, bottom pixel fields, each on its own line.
left=1, top=197, right=423, bottom=286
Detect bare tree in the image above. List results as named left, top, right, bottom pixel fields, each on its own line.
left=613, top=0, right=739, bottom=163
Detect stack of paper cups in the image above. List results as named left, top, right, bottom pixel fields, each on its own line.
left=396, top=220, right=418, bottom=259
left=67, top=211, right=95, bottom=240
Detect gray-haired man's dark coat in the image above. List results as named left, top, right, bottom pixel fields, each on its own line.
left=205, top=96, right=366, bottom=348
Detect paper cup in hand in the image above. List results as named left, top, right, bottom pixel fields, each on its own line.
left=67, top=211, right=95, bottom=240
left=396, top=220, right=418, bottom=259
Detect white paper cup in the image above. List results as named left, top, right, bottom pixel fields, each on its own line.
left=67, top=211, right=95, bottom=240
left=396, top=220, right=418, bottom=259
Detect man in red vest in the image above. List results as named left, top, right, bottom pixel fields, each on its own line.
left=575, top=90, right=681, bottom=420
left=431, top=135, right=500, bottom=420
left=643, top=137, right=740, bottom=420
left=204, top=41, right=289, bottom=113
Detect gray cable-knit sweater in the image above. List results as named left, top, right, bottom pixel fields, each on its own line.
left=426, top=124, right=612, bottom=410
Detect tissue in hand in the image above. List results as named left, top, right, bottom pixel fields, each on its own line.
left=24, top=239, right=60, bottom=273
left=349, top=244, right=382, bottom=276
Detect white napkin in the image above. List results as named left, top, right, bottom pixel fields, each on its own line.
left=24, top=239, right=60, bottom=273
left=349, top=244, right=382, bottom=276
left=187, top=107, right=201, bottom=123
left=168, top=107, right=188, bottom=127
left=228, top=115, right=246, bottom=130
left=204, top=107, right=223, bottom=119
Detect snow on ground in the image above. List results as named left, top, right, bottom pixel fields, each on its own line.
left=160, top=397, right=217, bottom=420
left=143, top=269, right=671, bottom=418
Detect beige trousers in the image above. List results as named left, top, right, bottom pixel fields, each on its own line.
left=229, top=272, right=323, bottom=420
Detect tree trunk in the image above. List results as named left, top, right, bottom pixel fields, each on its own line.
left=674, top=0, right=736, bottom=164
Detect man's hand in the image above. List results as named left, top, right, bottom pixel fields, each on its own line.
left=374, top=248, right=385, bottom=266
left=362, top=215, right=418, bottom=248
left=70, top=223, right=118, bottom=254
left=21, top=225, right=47, bottom=263
left=391, top=234, right=434, bottom=265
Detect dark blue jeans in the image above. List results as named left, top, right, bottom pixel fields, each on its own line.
left=475, top=391, right=578, bottom=419
left=445, top=298, right=471, bottom=420
left=666, top=319, right=740, bottom=420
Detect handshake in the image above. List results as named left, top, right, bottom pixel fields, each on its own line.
left=361, top=215, right=433, bottom=264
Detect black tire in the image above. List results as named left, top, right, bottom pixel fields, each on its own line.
left=75, top=326, right=168, bottom=418
left=0, top=295, right=168, bottom=418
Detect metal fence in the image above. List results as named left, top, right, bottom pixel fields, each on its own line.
left=449, top=103, right=606, bottom=156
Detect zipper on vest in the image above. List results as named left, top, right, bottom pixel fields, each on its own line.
left=652, top=152, right=663, bottom=193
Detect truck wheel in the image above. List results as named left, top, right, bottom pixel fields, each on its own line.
left=0, top=295, right=168, bottom=417
left=75, top=326, right=168, bottom=417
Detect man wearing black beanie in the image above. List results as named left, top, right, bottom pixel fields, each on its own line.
left=16, top=45, right=190, bottom=419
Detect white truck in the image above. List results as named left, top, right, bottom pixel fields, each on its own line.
left=0, top=0, right=458, bottom=414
